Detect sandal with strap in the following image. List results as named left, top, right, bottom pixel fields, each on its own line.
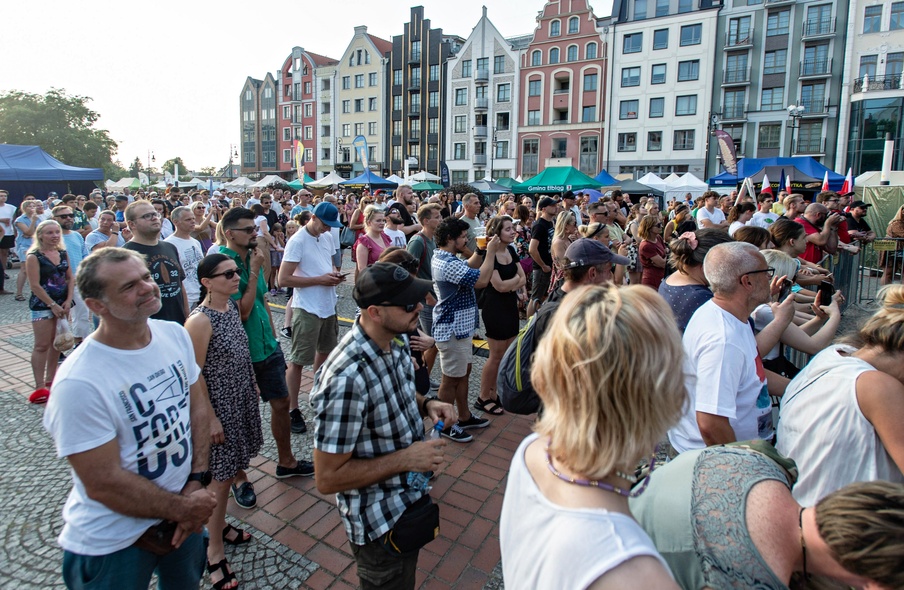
left=222, top=524, right=252, bottom=545
left=474, top=396, right=504, bottom=415
left=207, top=558, right=238, bottom=590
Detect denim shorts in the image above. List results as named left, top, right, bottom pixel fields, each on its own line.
left=31, top=309, right=55, bottom=322
left=253, top=347, right=290, bottom=402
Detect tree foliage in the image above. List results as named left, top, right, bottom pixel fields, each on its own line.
left=129, top=157, right=142, bottom=177
left=0, top=88, right=118, bottom=174
left=161, top=157, right=188, bottom=175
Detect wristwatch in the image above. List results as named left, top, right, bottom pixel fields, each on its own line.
left=422, top=395, right=440, bottom=416
left=187, top=471, right=212, bottom=486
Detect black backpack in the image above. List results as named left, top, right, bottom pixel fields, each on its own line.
left=497, top=306, right=554, bottom=415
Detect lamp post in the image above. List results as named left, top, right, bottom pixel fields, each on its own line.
left=488, top=127, right=498, bottom=181
left=146, top=150, right=155, bottom=182
left=704, top=112, right=719, bottom=178
left=786, top=105, right=805, bottom=157
left=228, top=144, right=237, bottom=180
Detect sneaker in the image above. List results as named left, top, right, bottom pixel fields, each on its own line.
left=441, top=424, right=473, bottom=443
left=290, top=408, right=308, bottom=434
left=429, top=379, right=440, bottom=391
left=275, top=460, right=315, bottom=478
left=231, top=481, right=257, bottom=509
left=457, top=415, right=490, bottom=430
left=269, top=289, right=278, bottom=296
left=279, top=326, right=292, bottom=339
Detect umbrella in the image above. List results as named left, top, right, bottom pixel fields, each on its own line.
left=576, top=189, right=604, bottom=203
left=411, top=181, right=444, bottom=191
left=494, top=177, right=518, bottom=188
left=409, top=170, right=441, bottom=182
left=512, top=166, right=603, bottom=194
left=340, top=169, right=399, bottom=189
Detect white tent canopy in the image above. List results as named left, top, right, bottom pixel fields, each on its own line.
left=855, top=170, right=904, bottom=186
left=408, top=170, right=441, bottom=182
left=637, top=173, right=667, bottom=192
left=223, top=177, right=255, bottom=190
left=110, top=177, right=139, bottom=189
left=664, top=172, right=708, bottom=202
left=307, top=171, right=347, bottom=188
left=250, top=175, right=289, bottom=188
left=384, top=174, right=406, bottom=185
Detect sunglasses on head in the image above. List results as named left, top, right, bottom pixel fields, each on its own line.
left=210, top=269, right=240, bottom=280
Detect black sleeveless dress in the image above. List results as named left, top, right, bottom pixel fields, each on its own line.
left=481, top=245, right=520, bottom=340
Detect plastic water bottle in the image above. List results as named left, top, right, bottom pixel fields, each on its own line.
left=407, top=421, right=444, bottom=492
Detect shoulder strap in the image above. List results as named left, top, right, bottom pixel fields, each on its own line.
left=413, top=232, right=428, bottom=273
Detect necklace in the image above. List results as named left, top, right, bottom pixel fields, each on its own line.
left=545, top=440, right=651, bottom=498
left=799, top=507, right=809, bottom=581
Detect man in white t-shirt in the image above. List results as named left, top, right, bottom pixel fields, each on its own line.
left=669, top=242, right=780, bottom=454
left=165, top=206, right=205, bottom=309
left=278, top=202, right=345, bottom=426
left=0, top=190, right=17, bottom=277
left=696, top=192, right=729, bottom=231
left=749, top=194, right=778, bottom=229
left=384, top=203, right=409, bottom=248
left=43, top=247, right=215, bottom=588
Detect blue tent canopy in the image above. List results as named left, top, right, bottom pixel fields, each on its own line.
left=0, top=144, right=104, bottom=204
left=708, top=156, right=845, bottom=190
left=339, top=169, right=398, bottom=189
left=594, top=170, right=619, bottom=186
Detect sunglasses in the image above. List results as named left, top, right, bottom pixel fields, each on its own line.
left=210, top=269, right=241, bottom=280
left=54, top=214, right=75, bottom=219
left=230, top=226, right=257, bottom=234
left=376, top=302, right=419, bottom=312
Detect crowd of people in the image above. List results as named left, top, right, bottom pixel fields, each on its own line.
left=0, top=180, right=900, bottom=590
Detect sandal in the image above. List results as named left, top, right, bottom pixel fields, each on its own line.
left=474, top=396, right=504, bottom=415
left=14, top=295, right=25, bottom=301
left=222, top=524, right=252, bottom=545
left=207, top=558, right=238, bottom=590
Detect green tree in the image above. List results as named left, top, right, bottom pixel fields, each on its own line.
left=199, top=166, right=217, bottom=176
left=129, top=157, right=142, bottom=178
left=0, top=88, right=118, bottom=175
left=161, top=157, right=188, bottom=176
left=104, top=160, right=130, bottom=180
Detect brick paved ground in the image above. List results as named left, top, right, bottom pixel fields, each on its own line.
left=0, top=263, right=530, bottom=589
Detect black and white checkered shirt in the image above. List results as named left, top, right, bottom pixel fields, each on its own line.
left=311, top=322, right=425, bottom=545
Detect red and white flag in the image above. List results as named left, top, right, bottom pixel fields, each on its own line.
left=760, top=172, right=773, bottom=196
left=821, top=171, right=830, bottom=192
left=784, top=170, right=792, bottom=193
left=840, top=168, right=853, bottom=194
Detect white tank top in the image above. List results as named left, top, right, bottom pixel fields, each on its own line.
left=777, top=345, right=904, bottom=506
left=500, top=433, right=672, bottom=589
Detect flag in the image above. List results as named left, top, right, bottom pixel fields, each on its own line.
left=760, top=172, right=773, bottom=196
left=353, top=135, right=369, bottom=170
left=294, top=139, right=305, bottom=179
left=778, top=169, right=785, bottom=195
left=840, top=168, right=853, bottom=194
left=785, top=169, right=792, bottom=193
left=821, top=171, right=830, bottom=192
left=713, top=130, right=738, bottom=175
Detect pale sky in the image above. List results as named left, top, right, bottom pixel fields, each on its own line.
left=2, top=0, right=610, bottom=173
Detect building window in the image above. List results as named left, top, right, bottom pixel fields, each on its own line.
left=761, top=87, right=784, bottom=111
left=859, top=55, right=878, bottom=78
left=369, top=72, right=378, bottom=86
left=497, top=83, right=511, bottom=102
left=675, top=95, right=697, bottom=116
left=411, top=66, right=421, bottom=85
left=321, top=103, right=330, bottom=114
left=411, top=40, right=421, bottom=61
left=528, top=110, right=541, bottom=126
left=495, top=141, right=509, bottom=159
left=368, top=122, right=377, bottom=135
left=764, top=50, right=787, bottom=75
left=451, top=170, right=469, bottom=184
left=429, top=91, right=439, bottom=108
left=648, top=131, right=663, bottom=151
left=491, top=55, right=504, bottom=74
left=393, top=69, right=402, bottom=85
left=568, top=16, right=580, bottom=34
left=677, top=60, right=700, bottom=81
left=680, top=24, right=702, bottom=46
left=342, top=76, right=350, bottom=90
left=758, top=124, right=781, bottom=149
left=342, top=124, right=351, bottom=137
left=283, top=127, right=291, bottom=141
left=411, top=93, right=421, bottom=112
left=586, top=42, right=598, bottom=59
left=393, top=95, right=402, bottom=111
left=653, top=29, right=668, bottom=49
left=429, top=64, right=440, bottom=81
left=550, top=48, right=560, bottom=64
left=453, top=115, right=467, bottom=134
left=863, top=5, right=883, bottom=33
left=354, top=123, right=363, bottom=136
left=522, top=139, right=539, bottom=176
left=678, top=0, right=693, bottom=12
left=674, top=129, right=695, bottom=150
left=620, top=100, right=639, bottom=119
left=624, top=33, right=643, bottom=54
left=409, top=119, right=420, bottom=140
left=724, top=88, right=746, bottom=118
left=283, top=149, right=292, bottom=163
left=283, top=105, right=290, bottom=119
left=476, top=57, right=488, bottom=74
left=567, top=45, right=578, bottom=62
left=583, top=73, right=598, bottom=91
left=650, top=97, right=665, bottom=118
left=427, top=144, right=438, bottom=161
left=304, top=126, right=313, bottom=140
left=393, top=120, right=402, bottom=136
left=551, top=138, right=567, bottom=158
left=304, top=103, right=313, bottom=117
left=798, top=121, right=823, bottom=152
left=651, top=64, right=666, bottom=84
left=461, top=59, right=472, bottom=77
left=429, top=117, right=438, bottom=134
left=497, top=112, right=510, bottom=130
left=582, top=106, right=597, bottom=121
left=550, top=20, right=561, bottom=36
left=801, top=82, right=826, bottom=113
left=476, top=85, right=487, bottom=99
left=455, top=88, right=468, bottom=106
left=355, top=74, right=364, bottom=88
left=529, top=79, right=541, bottom=96
left=888, top=52, right=904, bottom=77
left=532, top=50, right=542, bottom=66
left=767, top=10, right=791, bottom=36
left=622, top=67, right=641, bottom=87
left=618, top=133, right=637, bottom=152
left=369, top=97, right=377, bottom=111
left=635, top=0, right=647, bottom=19
left=579, top=137, right=598, bottom=175
left=354, top=99, right=363, bottom=112
left=892, top=2, right=904, bottom=30
left=655, top=0, right=669, bottom=17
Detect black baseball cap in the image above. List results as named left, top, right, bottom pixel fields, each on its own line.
left=354, top=262, right=432, bottom=309
left=850, top=200, right=871, bottom=209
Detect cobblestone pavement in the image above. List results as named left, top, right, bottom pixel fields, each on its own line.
left=0, top=261, right=525, bottom=590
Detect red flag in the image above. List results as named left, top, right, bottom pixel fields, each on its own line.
left=821, top=171, right=830, bottom=192
left=785, top=169, right=792, bottom=192
left=760, top=172, right=773, bottom=196
left=840, top=168, right=853, bottom=194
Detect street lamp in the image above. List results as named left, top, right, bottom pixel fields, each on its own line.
left=488, top=127, right=498, bottom=181
left=787, top=105, right=806, bottom=157
left=705, top=113, right=720, bottom=177
left=228, top=144, right=238, bottom=180
left=147, top=150, right=155, bottom=181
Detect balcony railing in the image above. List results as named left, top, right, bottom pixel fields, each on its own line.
left=802, top=17, right=836, bottom=37
left=407, top=106, right=421, bottom=116
left=721, top=106, right=747, bottom=120
left=723, top=67, right=751, bottom=84
left=475, top=97, right=489, bottom=110
left=408, top=51, right=421, bottom=63
left=409, top=132, right=421, bottom=141
left=475, top=68, right=489, bottom=82
left=474, top=126, right=488, bottom=137
left=724, top=28, right=754, bottom=48
left=853, top=75, right=903, bottom=93
left=474, top=154, right=487, bottom=165
left=799, top=98, right=830, bottom=115
left=794, top=138, right=826, bottom=154
left=800, top=58, right=832, bottom=77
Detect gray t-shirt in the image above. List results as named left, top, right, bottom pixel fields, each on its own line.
left=461, top=215, right=482, bottom=254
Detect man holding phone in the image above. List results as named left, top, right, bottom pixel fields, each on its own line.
left=795, top=203, right=842, bottom=264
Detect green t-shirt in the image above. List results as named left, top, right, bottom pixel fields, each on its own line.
left=219, top=245, right=278, bottom=363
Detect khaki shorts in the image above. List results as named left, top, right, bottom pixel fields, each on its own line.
left=288, top=308, right=338, bottom=367
left=436, top=335, right=473, bottom=378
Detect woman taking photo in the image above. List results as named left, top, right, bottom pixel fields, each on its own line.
left=26, top=220, right=73, bottom=402
left=637, top=215, right=667, bottom=289
left=354, top=205, right=391, bottom=278
left=477, top=215, right=526, bottom=416
left=185, top=254, right=263, bottom=590
left=14, top=199, right=39, bottom=301
left=501, top=284, right=686, bottom=589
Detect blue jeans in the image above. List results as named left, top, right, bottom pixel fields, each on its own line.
left=62, top=532, right=206, bottom=590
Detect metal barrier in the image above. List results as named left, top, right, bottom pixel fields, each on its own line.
left=855, top=238, right=904, bottom=305
left=818, top=249, right=859, bottom=313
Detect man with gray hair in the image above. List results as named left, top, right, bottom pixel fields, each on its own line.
left=669, top=242, right=789, bottom=454
left=164, top=206, right=204, bottom=309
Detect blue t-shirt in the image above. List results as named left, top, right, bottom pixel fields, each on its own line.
left=62, top=232, right=89, bottom=272
left=658, top=281, right=713, bottom=334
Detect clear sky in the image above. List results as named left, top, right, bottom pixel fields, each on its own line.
left=1, top=0, right=610, bottom=173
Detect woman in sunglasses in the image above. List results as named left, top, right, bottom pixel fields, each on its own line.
left=637, top=215, right=667, bottom=289
left=184, top=253, right=263, bottom=590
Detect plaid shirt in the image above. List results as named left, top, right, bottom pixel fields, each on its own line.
left=311, top=322, right=425, bottom=545
left=431, top=249, right=480, bottom=342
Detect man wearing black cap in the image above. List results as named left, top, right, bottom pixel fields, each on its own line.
left=845, top=200, right=876, bottom=243
left=311, top=262, right=456, bottom=590
left=527, top=196, right=558, bottom=317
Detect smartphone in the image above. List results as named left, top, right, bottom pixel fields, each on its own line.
left=778, top=279, right=793, bottom=303
left=818, top=280, right=835, bottom=306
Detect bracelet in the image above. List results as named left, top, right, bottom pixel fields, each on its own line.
left=422, top=395, right=440, bottom=417
left=476, top=248, right=487, bottom=256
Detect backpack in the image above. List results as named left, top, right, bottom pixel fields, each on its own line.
left=496, top=313, right=542, bottom=414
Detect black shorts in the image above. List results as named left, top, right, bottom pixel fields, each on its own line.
left=0, top=235, right=14, bottom=250
left=252, top=348, right=289, bottom=402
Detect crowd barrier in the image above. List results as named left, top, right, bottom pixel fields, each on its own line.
left=854, top=237, right=904, bottom=305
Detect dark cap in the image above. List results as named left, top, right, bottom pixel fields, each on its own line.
left=565, top=238, right=631, bottom=268
left=850, top=200, right=871, bottom=209
left=562, top=190, right=575, bottom=201
left=538, top=196, right=558, bottom=209
left=354, top=262, right=433, bottom=309
left=312, top=202, right=342, bottom=227
left=114, top=194, right=129, bottom=201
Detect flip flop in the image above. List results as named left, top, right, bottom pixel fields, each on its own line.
left=29, top=388, right=50, bottom=404
left=474, top=396, right=504, bottom=415
left=14, top=295, right=25, bottom=301
left=222, top=524, right=252, bottom=545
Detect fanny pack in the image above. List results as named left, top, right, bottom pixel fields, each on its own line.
left=133, top=520, right=178, bottom=556
left=381, top=495, right=440, bottom=556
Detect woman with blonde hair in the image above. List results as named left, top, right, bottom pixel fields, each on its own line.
left=501, top=284, right=687, bottom=589
left=548, top=210, right=578, bottom=294
left=26, top=220, right=73, bottom=402
left=354, top=205, right=391, bottom=278
left=777, top=284, right=904, bottom=505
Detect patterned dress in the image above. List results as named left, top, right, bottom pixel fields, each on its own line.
left=191, top=299, right=263, bottom=481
